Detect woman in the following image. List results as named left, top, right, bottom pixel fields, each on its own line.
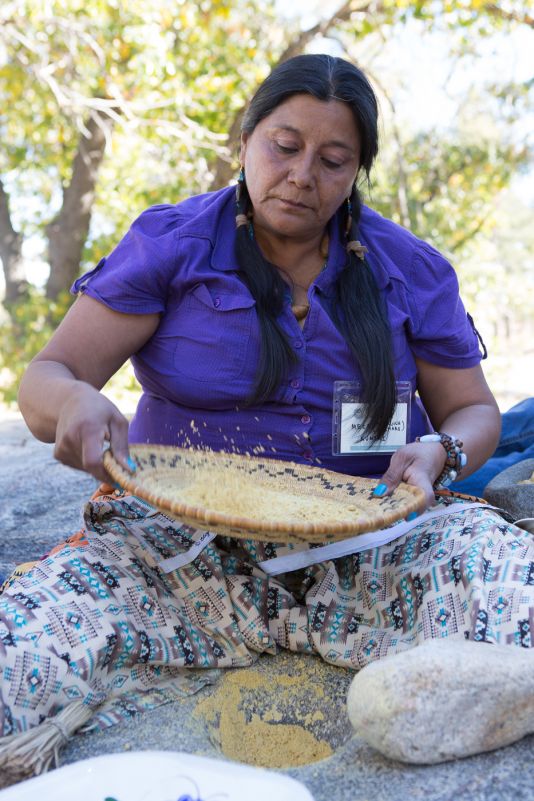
left=3, top=54, right=533, bottom=771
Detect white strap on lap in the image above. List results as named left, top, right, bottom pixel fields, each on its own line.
left=159, top=531, right=217, bottom=573
left=256, top=502, right=499, bottom=576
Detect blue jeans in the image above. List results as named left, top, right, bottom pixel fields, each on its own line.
left=451, top=398, right=534, bottom=497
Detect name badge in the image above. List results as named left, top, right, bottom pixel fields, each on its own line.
left=332, top=381, right=411, bottom=454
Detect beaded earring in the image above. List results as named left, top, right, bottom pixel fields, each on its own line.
left=345, top=196, right=353, bottom=237
left=235, top=167, right=254, bottom=238
left=237, top=166, right=245, bottom=193
left=235, top=167, right=249, bottom=228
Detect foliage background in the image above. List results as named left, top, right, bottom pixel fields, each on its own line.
left=0, top=0, right=532, bottom=412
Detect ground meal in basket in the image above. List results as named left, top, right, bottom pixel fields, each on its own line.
left=194, top=668, right=333, bottom=768
left=141, top=471, right=364, bottom=524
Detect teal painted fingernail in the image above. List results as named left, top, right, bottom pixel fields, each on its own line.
left=373, top=483, right=387, bottom=497
left=127, top=457, right=137, bottom=472
left=406, top=511, right=419, bottom=521
left=112, top=482, right=122, bottom=490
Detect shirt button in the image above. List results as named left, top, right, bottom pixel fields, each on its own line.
left=294, top=340, right=303, bottom=349
left=290, top=379, right=300, bottom=389
left=214, top=297, right=221, bottom=308
left=303, top=450, right=313, bottom=460
left=301, top=414, right=311, bottom=424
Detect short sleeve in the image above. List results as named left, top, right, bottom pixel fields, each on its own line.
left=405, top=242, right=483, bottom=367
left=71, top=205, right=182, bottom=314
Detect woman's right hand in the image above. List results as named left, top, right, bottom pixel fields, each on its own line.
left=54, top=382, right=132, bottom=482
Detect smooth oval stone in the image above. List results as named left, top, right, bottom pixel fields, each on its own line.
left=346, top=639, right=534, bottom=764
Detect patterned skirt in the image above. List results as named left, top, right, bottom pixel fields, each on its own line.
left=1, top=485, right=533, bottom=737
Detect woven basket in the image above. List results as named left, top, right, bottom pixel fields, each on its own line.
left=103, top=445, right=426, bottom=544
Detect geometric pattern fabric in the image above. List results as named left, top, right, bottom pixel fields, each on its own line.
left=1, top=486, right=532, bottom=736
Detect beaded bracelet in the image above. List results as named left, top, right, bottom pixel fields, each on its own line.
left=416, top=432, right=467, bottom=489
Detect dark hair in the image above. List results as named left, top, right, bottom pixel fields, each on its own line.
left=235, top=53, right=395, bottom=441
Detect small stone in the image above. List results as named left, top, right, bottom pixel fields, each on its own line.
left=346, top=638, right=534, bottom=764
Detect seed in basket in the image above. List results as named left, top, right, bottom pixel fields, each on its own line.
left=141, top=471, right=367, bottom=525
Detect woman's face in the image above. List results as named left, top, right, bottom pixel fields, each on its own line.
left=240, top=94, right=361, bottom=244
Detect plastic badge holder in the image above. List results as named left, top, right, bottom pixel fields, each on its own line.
left=332, top=380, right=412, bottom=455
left=0, top=751, right=315, bottom=801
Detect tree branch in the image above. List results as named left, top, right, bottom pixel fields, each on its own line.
left=274, top=1, right=358, bottom=63
left=450, top=213, right=490, bottom=253
left=485, top=3, right=534, bottom=29
left=0, top=178, right=28, bottom=304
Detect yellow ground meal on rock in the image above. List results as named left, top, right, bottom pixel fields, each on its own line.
left=142, top=470, right=365, bottom=523
left=194, top=668, right=333, bottom=768
left=519, top=472, right=534, bottom=484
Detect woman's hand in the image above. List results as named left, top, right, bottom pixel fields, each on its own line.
left=53, top=382, right=131, bottom=482
left=375, top=441, right=446, bottom=509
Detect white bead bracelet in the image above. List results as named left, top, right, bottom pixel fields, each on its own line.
left=416, top=432, right=467, bottom=489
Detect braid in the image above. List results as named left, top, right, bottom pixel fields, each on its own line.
left=234, top=175, right=296, bottom=404
left=234, top=176, right=396, bottom=436
left=334, top=185, right=396, bottom=441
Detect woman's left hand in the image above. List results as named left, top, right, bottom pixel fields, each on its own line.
left=374, top=361, right=502, bottom=510
left=375, top=441, right=446, bottom=509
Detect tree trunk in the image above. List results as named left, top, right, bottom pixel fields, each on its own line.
left=45, top=111, right=112, bottom=300
left=0, top=178, right=29, bottom=304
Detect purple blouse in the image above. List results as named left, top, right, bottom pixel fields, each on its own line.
left=72, top=187, right=482, bottom=478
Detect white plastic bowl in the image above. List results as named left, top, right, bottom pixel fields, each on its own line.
left=0, top=750, right=315, bottom=801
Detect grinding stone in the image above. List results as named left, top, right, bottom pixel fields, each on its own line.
left=346, top=638, right=534, bottom=765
